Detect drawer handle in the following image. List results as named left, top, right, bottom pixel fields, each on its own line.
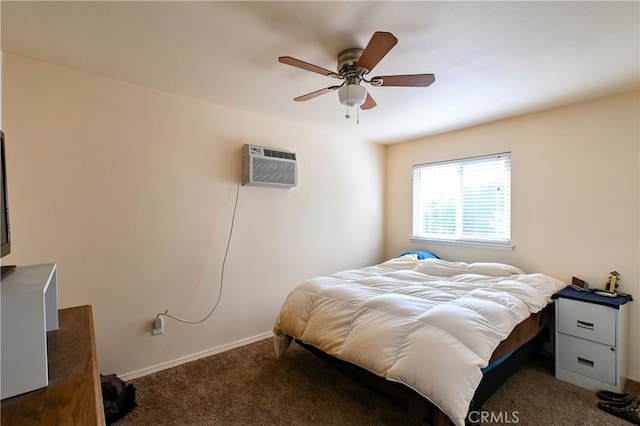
left=576, top=320, right=594, bottom=330
left=577, top=357, right=594, bottom=368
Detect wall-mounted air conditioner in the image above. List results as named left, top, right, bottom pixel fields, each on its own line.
left=242, top=144, right=298, bottom=188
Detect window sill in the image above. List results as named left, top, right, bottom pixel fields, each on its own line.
left=410, top=237, right=515, bottom=251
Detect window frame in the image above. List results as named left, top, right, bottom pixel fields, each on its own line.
left=411, top=152, right=514, bottom=251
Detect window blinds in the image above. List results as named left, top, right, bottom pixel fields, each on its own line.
left=412, top=153, right=511, bottom=244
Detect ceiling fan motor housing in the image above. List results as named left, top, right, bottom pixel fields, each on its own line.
left=337, top=48, right=365, bottom=75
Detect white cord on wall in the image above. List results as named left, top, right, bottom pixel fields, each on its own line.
left=154, top=183, right=240, bottom=325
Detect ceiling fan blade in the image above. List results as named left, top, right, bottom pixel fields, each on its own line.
left=293, top=86, right=341, bottom=102
left=374, top=74, right=436, bottom=87
left=279, top=56, right=340, bottom=78
left=355, top=31, right=398, bottom=74
left=360, top=92, right=377, bottom=110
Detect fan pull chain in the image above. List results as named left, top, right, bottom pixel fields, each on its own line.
left=344, top=106, right=361, bottom=124
left=345, top=84, right=351, bottom=119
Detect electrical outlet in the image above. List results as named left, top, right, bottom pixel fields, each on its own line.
left=152, top=317, right=164, bottom=335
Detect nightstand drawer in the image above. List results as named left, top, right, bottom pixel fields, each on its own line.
left=557, top=333, right=616, bottom=385
left=557, top=298, right=616, bottom=345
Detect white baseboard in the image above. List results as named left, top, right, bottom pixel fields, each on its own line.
left=119, top=331, right=274, bottom=382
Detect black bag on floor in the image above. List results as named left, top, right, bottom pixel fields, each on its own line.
left=100, top=373, right=137, bottom=424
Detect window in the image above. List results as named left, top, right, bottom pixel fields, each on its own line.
left=412, top=152, right=512, bottom=249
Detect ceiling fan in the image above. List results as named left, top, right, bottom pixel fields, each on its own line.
left=278, top=31, right=435, bottom=116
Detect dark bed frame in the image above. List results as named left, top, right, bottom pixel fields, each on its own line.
left=295, top=304, right=553, bottom=426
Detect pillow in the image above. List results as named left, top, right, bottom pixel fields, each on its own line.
left=413, top=259, right=524, bottom=277
left=379, top=254, right=421, bottom=269
left=413, top=259, right=472, bottom=276
left=468, top=262, right=524, bottom=276
left=400, top=250, right=439, bottom=260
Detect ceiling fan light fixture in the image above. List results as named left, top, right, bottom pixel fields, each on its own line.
left=338, top=83, right=367, bottom=107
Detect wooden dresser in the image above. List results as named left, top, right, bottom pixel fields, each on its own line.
left=1, top=305, right=105, bottom=425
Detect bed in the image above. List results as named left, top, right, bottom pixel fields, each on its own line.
left=273, top=254, right=566, bottom=425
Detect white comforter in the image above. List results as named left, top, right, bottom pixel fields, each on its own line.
left=273, top=256, right=565, bottom=425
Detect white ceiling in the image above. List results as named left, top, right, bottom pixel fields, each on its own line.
left=2, top=1, right=639, bottom=144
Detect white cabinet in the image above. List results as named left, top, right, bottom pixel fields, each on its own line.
left=555, top=295, right=629, bottom=392
left=1, top=264, right=58, bottom=399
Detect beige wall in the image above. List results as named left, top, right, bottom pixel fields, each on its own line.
left=385, top=90, right=640, bottom=381
left=2, top=55, right=385, bottom=377
left=4, top=53, right=639, bottom=384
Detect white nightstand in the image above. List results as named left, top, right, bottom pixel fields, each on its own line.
left=554, top=288, right=632, bottom=392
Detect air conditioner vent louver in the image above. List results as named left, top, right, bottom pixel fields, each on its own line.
left=242, top=144, right=298, bottom=188
left=264, top=149, right=296, bottom=161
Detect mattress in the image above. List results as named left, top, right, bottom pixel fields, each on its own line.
left=273, top=256, right=565, bottom=425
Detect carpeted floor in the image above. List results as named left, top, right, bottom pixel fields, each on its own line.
left=118, top=338, right=639, bottom=425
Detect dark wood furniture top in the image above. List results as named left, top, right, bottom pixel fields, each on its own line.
left=1, top=305, right=105, bottom=425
